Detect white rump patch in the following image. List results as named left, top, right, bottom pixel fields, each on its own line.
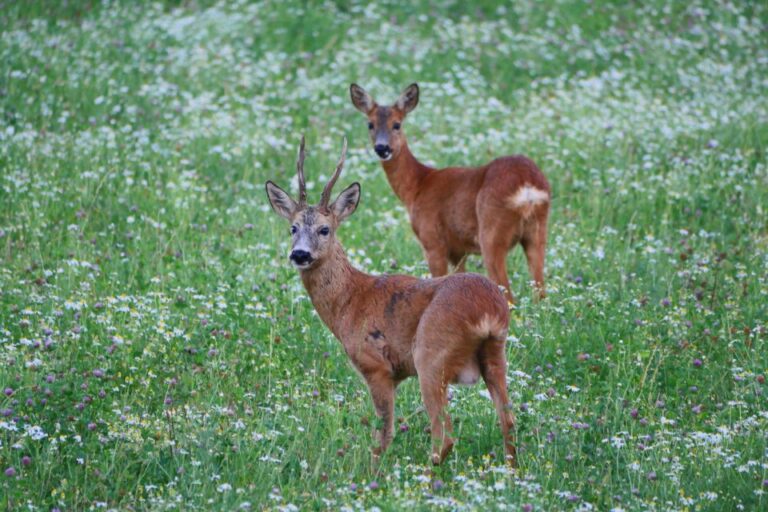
left=472, top=314, right=507, bottom=340
left=507, top=185, right=550, bottom=209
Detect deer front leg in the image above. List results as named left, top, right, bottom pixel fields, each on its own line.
left=365, top=371, right=396, bottom=461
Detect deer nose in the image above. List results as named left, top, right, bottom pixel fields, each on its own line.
left=374, top=144, right=391, bottom=157
left=290, top=249, right=313, bottom=266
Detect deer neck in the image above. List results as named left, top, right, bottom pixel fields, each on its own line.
left=381, top=140, right=431, bottom=207
left=299, top=241, right=365, bottom=338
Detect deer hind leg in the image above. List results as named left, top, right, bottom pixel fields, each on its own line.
left=479, top=217, right=521, bottom=304
left=413, top=324, right=465, bottom=465
left=416, top=371, right=454, bottom=465
left=478, top=339, right=517, bottom=466
left=522, top=207, right=549, bottom=299
left=365, top=371, right=396, bottom=460
left=423, top=244, right=449, bottom=277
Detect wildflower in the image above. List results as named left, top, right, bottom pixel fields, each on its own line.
left=368, top=481, right=379, bottom=490
left=21, top=456, right=31, bottom=467
left=693, top=358, right=703, bottom=368
left=4, top=467, right=15, bottom=477
left=3, top=388, right=13, bottom=397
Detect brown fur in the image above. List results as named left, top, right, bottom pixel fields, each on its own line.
left=350, top=83, right=551, bottom=303
left=266, top=138, right=517, bottom=466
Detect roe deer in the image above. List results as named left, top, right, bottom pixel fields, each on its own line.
left=265, top=136, right=517, bottom=465
left=350, top=83, right=550, bottom=304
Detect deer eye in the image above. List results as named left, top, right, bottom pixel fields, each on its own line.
left=318, top=226, right=330, bottom=236
left=367, top=122, right=374, bottom=130
left=393, top=122, right=401, bottom=130
left=290, top=225, right=298, bottom=235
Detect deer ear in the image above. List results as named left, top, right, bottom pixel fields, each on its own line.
left=265, top=181, right=298, bottom=220
left=350, top=84, right=375, bottom=114
left=395, top=83, right=419, bottom=114
left=331, top=182, right=360, bottom=223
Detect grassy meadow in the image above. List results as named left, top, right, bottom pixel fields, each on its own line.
left=1, top=0, right=767, bottom=509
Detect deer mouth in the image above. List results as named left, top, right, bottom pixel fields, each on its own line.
left=291, top=258, right=315, bottom=270
left=290, top=249, right=315, bottom=269
left=374, top=147, right=392, bottom=161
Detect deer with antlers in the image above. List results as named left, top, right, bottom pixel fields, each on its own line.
left=265, top=136, right=517, bottom=466
left=350, top=83, right=550, bottom=304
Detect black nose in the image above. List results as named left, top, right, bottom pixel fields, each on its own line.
left=290, top=249, right=312, bottom=265
left=374, top=144, right=391, bottom=157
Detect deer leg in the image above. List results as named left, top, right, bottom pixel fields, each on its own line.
left=478, top=213, right=521, bottom=304
left=365, top=372, right=396, bottom=460
left=417, top=373, right=454, bottom=465
left=478, top=340, right=517, bottom=466
left=423, top=245, right=449, bottom=277
left=522, top=209, right=548, bottom=299
left=480, top=235, right=515, bottom=304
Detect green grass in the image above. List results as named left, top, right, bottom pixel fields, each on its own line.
left=1, top=0, right=767, bottom=510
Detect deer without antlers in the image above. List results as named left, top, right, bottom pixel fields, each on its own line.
left=265, top=136, right=517, bottom=466
left=350, top=83, right=550, bottom=304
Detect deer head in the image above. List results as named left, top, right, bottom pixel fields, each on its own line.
left=265, top=136, right=360, bottom=270
left=350, top=83, right=419, bottom=161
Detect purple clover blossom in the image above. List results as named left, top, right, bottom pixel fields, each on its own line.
left=4, top=467, right=15, bottom=477
left=693, top=358, right=703, bottom=368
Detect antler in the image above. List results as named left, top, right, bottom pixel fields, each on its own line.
left=320, top=137, right=348, bottom=209
left=296, top=135, right=307, bottom=205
